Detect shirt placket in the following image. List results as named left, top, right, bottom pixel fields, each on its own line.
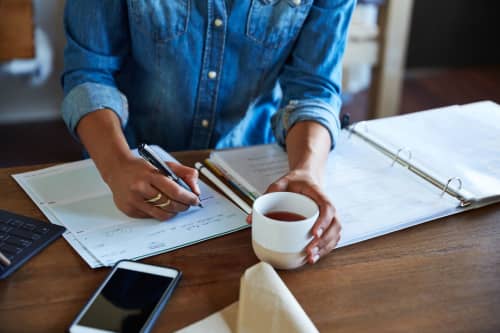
left=190, top=0, right=228, bottom=149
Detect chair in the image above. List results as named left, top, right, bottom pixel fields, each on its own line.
left=343, top=0, right=414, bottom=118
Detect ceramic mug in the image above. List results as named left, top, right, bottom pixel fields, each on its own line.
left=251, top=192, right=319, bottom=270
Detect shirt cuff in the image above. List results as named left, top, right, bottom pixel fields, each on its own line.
left=61, top=82, right=129, bottom=139
left=271, top=99, right=341, bottom=150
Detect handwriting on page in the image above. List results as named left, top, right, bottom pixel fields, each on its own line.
left=15, top=151, right=248, bottom=267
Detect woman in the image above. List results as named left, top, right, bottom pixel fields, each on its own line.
left=62, top=0, right=355, bottom=264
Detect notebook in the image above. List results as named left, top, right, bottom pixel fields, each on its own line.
left=12, top=147, right=248, bottom=268
left=208, top=101, right=500, bottom=248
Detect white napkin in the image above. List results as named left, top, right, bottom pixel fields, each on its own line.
left=176, top=262, right=318, bottom=333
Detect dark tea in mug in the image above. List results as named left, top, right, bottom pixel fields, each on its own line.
left=264, top=211, right=306, bottom=222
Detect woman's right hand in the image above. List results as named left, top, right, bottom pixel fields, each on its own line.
left=103, top=156, right=201, bottom=221
left=75, top=109, right=200, bottom=221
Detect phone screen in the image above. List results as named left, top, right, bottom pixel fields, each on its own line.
left=76, top=268, right=174, bottom=333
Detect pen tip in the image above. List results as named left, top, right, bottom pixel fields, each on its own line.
left=198, top=203, right=204, bottom=208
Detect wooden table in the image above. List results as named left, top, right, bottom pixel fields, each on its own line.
left=1, top=151, right=499, bottom=333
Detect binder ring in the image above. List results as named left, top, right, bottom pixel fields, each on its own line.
left=391, top=147, right=413, bottom=166
left=347, top=121, right=367, bottom=138
left=441, top=177, right=463, bottom=196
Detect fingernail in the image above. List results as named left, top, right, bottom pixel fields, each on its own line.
left=316, top=227, right=324, bottom=238
left=311, top=246, right=319, bottom=255
left=312, top=254, right=320, bottom=264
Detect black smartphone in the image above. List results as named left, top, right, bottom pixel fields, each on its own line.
left=68, top=260, right=182, bottom=333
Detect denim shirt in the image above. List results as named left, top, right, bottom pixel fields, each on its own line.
left=62, top=0, right=355, bottom=151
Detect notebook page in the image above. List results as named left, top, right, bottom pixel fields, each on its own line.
left=354, top=101, right=500, bottom=203
left=13, top=148, right=248, bottom=267
left=210, top=144, right=289, bottom=198
left=210, top=132, right=459, bottom=247
left=13, top=163, right=105, bottom=268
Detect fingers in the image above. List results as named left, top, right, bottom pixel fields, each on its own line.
left=136, top=198, right=178, bottom=221
left=151, top=172, right=200, bottom=206
left=265, top=177, right=288, bottom=193
left=167, top=162, right=201, bottom=195
left=263, top=173, right=341, bottom=264
left=292, top=183, right=336, bottom=239
left=152, top=196, right=190, bottom=213
left=306, top=217, right=341, bottom=264
left=138, top=183, right=190, bottom=217
left=122, top=169, right=191, bottom=220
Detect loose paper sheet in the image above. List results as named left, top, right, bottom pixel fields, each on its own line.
left=13, top=148, right=248, bottom=268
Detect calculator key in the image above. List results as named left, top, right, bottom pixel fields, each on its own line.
left=5, top=236, right=32, bottom=248
left=21, top=223, right=36, bottom=231
left=35, top=226, right=50, bottom=234
left=0, top=244, right=22, bottom=254
left=6, top=219, right=23, bottom=228
left=0, top=225, right=12, bottom=233
left=0, top=210, right=66, bottom=279
left=9, top=228, right=40, bottom=241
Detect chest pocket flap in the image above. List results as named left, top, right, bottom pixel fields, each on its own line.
left=130, top=0, right=190, bottom=42
left=246, top=0, right=314, bottom=49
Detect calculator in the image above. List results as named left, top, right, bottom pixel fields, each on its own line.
left=0, top=209, right=66, bottom=279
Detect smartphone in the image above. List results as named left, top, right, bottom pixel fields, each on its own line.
left=69, top=260, right=182, bottom=333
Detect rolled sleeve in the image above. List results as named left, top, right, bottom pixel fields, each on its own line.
left=272, top=98, right=341, bottom=150
left=61, top=0, right=130, bottom=140
left=61, top=82, right=129, bottom=138
left=273, top=0, right=356, bottom=150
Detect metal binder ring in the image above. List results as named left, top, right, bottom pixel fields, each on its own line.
left=441, top=177, right=463, bottom=197
left=391, top=147, right=413, bottom=166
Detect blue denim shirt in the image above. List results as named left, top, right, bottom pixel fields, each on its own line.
left=62, top=0, right=355, bottom=151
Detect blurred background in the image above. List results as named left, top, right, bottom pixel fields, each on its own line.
left=1, top=0, right=499, bottom=167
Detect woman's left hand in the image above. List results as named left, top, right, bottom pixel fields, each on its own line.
left=247, top=168, right=341, bottom=264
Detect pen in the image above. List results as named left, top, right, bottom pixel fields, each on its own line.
left=195, top=162, right=252, bottom=214
left=204, top=159, right=257, bottom=201
left=138, top=143, right=203, bottom=208
left=0, top=250, right=11, bottom=267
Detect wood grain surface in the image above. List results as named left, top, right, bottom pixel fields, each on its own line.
left=0, top=151, right=499, bottom=333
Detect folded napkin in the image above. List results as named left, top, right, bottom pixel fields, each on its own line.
left=176, top=262, right=318, bottom=333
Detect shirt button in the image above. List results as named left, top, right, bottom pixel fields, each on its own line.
left=292, top=0, right=301, bottom=5
left=214, top=18, right=223, bottom=27
left=201, top=119, right=210, bottom=128
left=208, top=71, right=217, bottom=79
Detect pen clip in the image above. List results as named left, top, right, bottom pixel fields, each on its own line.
left=139, top=144, right=174, bottom=177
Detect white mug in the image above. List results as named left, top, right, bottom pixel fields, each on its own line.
left=251, top=192, right=319, bottom=270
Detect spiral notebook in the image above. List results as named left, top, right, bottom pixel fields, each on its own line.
left=209, top=101, right=500, bottom=248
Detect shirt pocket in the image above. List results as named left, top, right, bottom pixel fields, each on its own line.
left=129, top=0, right=190, bottom=42
left=246, top=0, right=313, bottom=49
